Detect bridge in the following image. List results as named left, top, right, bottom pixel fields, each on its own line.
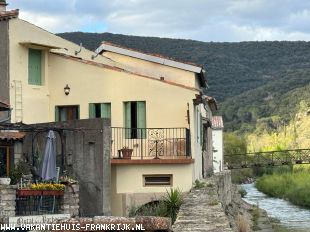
left=224, top=148, right=310, bottom=169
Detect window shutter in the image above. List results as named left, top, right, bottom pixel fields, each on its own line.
left=28, top=49, right=42, bottom=85
left=89, top=103, right=96, bottom=118
left=55, top=106, right=59, bottom=122
left=137, top=101, right=146, bottom=139
left=124, top=102, right=132, bottom=139
left=101, top=103, right=111, bottom=118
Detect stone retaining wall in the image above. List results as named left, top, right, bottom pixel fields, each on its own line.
left=0, top=183, right=79, bottom=223
left=57, top=216, right=171, bottom=232
left=0, top=184, right=16, bottom=223
left=172, top=173, right=233, bottom=232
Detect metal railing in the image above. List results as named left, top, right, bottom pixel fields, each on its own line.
left=111, top=127, right=191, bottom=159
left=224, top=148, right=310, bottom=169
left=16, top=195, right=63, bottom=216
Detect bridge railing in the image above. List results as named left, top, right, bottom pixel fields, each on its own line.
left=224, top=148, right=310, bottom=169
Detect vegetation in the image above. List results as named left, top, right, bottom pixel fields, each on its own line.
left=130, top=188, right=183, bottom=224
left=256, top=167, right=310, bottom=208
left=30, top=183, right=65, bottom=191
left=238, top=187, right=247, bottom=198
left=236, top=214, right=249, bottom=232
left=193, top=179, right=206, bottom=189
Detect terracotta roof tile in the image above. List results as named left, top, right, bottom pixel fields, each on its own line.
left=212, top=116, right=224, bottom=129
left=0, top=131, right=26, bottom=140
left=0, top=9, right=19, bottom=21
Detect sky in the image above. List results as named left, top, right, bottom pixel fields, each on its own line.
left=7, top=0, right=310, bottom=42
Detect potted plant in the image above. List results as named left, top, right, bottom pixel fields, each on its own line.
left=120, top=147, right=133, bottom=159
left=31, top=183, right=65, bottom=196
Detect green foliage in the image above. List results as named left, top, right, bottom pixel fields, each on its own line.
left=256, top=166, right=310, bottom=207
left=238, top=187, right=247, bottom=198
left=9, top=161, right=31, bottom=184
left=193, top=179, right=206, bottom=189
left=130, top=188, right=183, bottom=224
left=163, top=188, right=183, bottom=223
left=224, top=133, right=247, bottom=155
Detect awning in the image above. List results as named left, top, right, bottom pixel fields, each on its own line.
left=0, top=131, right=26, bottom=141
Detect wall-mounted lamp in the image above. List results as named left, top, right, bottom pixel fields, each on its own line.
left=64, top=84, right=70, bottom=95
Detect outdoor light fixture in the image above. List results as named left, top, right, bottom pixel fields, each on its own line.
left=64, top=84, right=70, bottom=95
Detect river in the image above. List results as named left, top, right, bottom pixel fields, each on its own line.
left=241, top=183, right=310, bottom=232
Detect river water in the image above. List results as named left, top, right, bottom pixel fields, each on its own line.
left=241, top=183, right=310, bottom=232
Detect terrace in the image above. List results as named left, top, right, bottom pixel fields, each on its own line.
left=111, top=127, right=193, bottom=164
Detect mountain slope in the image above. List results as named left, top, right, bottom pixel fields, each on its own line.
left=58, top=32, right=310, bottom=132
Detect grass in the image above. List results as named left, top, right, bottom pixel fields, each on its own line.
left=236, top=214, right=249, bottom=232
left=256, top=166, right=310, bottom=207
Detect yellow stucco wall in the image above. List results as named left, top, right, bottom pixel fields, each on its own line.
left=111, top=163, right=193, bottom=215
left=102, top=52, right=198, bottom=89
left=8, top=18, right=119, bottom=123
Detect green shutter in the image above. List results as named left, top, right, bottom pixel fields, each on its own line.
left=55, top=106, right=59, bottom=122
left=101, top=103, right=111, bottom=118
left=137, top=101, right=146, bottom=139
left=124, top=102, right=131, bottom=139
left=89, top=103, right=96, bottom=118
left=28, top=49, right=42, bottom=85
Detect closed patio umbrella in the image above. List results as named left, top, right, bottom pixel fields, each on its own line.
left=39, top=130, right=57, bottom=181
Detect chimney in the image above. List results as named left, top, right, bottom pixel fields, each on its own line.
left=0, top=0, right=7, bottom=12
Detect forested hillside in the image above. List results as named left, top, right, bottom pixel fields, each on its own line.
left=58, top=32, right=310, bottom=136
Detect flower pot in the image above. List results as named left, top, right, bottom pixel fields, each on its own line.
left=121, top=148, right=133, bottom=159
left=17, top=189, right=42, bottom=196
left=0, top=177, right=11, bottom=185
left=42, top=190, right=64, bottom=196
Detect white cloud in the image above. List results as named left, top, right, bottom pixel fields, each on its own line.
left=7, top=0, right=310, bottom=41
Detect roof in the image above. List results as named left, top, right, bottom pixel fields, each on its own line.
left=95, top=41, right=207, bottom=88
left=0, top=101, right=10, bottom=111
left=0, top=9, right=19, bottom=21
left=0, top=131, right=26, bottom=141
left=211, top=116, right=224, bottom=129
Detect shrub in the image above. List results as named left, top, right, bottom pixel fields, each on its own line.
left=193, top=179, right=206, bottom=189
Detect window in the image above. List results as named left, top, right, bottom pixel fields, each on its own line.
left=0, top=145, right=12, bottom=177
left=89, top=103, right=111, bottom=119
left=124, top=101, right=146, bottom=139
left=28, top=48, right=42, bottom=85
left=55, top=105, right=79, bottom=122
left=143, top=175, right=172, bottom=187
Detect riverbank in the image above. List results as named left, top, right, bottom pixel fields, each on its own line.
left=256, top=167, right=310, bottom=208
left=243, top=183, right=310, bottom=232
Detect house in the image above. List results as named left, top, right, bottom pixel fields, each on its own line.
left=211, top=116, right=224, bottom=173
left=0, top=1, right=217, bottom=216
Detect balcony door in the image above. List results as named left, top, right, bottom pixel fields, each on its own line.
left=124, top=101, right=146, bottom=139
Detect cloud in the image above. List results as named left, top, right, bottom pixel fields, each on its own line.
left=7, top=0, right=310, bottom=41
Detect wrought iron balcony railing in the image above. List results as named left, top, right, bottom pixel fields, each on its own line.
left=111, top=127, right=191, bottom=160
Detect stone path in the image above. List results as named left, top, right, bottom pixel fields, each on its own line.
left=172, top=178, right=233, bottom=232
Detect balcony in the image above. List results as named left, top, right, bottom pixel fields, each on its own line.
left=111, top=127, right=192, bottom=164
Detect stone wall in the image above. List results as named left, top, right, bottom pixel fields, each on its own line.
left=214, top=170, right=232, bottom=208
left=22, top=118, right=111, bottom=217
left=172, top=175, right=233, bottom=232
left=0, top=184, right=16, bottom=223
left=62, top=184, right=80, bottom=217
left=57, top=216, right=171, bottom=232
